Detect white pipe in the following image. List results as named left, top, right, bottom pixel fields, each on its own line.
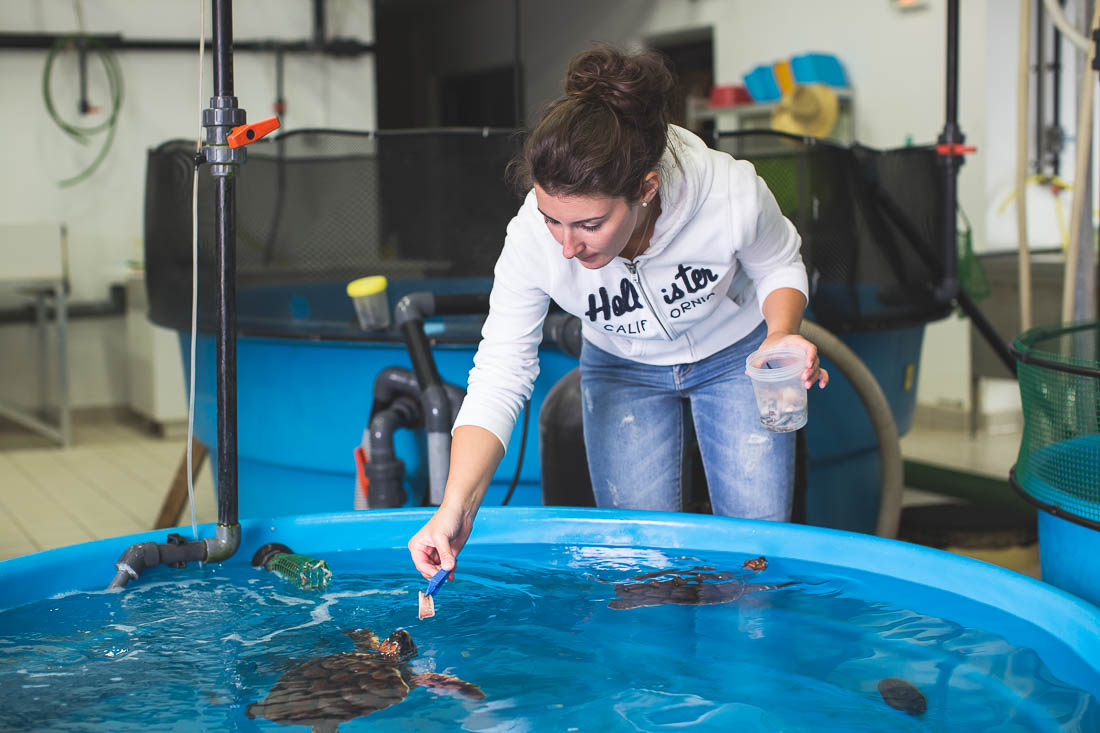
left=1019, top=0, right=1034, bottom=332
left=1063, top=2, right=1100, bottom=322
left=1042, top=0, right=1090, bottom=52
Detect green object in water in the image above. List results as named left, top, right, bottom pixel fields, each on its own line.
left=251, top=542, right=332, bottom=590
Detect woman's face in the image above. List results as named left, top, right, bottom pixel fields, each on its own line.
left=533, top=185, right=643, bottom=269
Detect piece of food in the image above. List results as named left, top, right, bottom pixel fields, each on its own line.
left=418, top=590, right=435, bottom=620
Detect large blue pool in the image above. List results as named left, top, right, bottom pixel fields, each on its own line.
left=1, top=508, right=1098, bottom=731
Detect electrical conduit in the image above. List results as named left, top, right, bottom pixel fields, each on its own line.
left=800, top=320, right=903, bottom=538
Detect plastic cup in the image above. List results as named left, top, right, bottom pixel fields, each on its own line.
left=745, top=346, right=808, bottom=432
left=346, top=275, right=391, bottom=331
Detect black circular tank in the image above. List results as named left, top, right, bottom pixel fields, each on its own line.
left=538, top=367, right=596, bottom=507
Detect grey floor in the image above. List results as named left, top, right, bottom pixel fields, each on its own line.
left=0, top=416, right=216, bottom=561
left=0, top=413, right=1023, bottom=563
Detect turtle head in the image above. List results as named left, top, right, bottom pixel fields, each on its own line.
left=378, top=629, right=418, bottom=661
left=345, top=628, right=382, bottom=652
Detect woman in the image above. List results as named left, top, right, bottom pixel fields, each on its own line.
left=409, top=44, right=828, bottom=581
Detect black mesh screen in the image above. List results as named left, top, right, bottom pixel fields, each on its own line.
left=719, top=132, right=951, bottom=332
left=144, top=129, right=951, bottom=337
left=144, top=129, right=520, bottom=332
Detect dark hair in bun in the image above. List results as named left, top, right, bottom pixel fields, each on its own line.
left=509, top=43, right=676, bottom=201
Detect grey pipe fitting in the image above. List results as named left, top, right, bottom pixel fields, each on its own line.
left=203, top=523, right=242, bottom=564
left=372, top=367, right=422, bottom=406
left=393, top=292, right=435, bottom=327
left=420, top=383, right=453, bottom=434
left=108, top=532, right=211, bottom=589
left=106, top=524, right=241, bottom=590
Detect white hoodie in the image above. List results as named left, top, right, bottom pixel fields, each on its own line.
left=453, top=125, right=808, bottom=449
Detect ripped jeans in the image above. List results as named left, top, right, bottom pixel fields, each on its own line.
left=578, top=320, right=794, bottom=521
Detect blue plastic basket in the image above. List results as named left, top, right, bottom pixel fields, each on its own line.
left=743, top=64, right=781, bottom=102
left=791, top=53, right=849, bottom=88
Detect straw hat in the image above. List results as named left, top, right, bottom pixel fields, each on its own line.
left=770, top=84, right=839, bottom=139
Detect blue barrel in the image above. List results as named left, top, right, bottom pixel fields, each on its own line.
left=804, top=325, right=925, bottom=533
left=181, top=278, right=579, bottom=518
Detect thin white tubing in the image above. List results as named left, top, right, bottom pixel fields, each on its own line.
left=1043, top=0, right=1090, bottom=52
left=1018, top=0, right=1033, bottom=331
left=186, top=0, right=206, bottom=540
left=1064, top=2, right=1100, bottom=322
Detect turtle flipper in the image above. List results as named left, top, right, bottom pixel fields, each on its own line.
left=743, top=581, right=798, bottom=594
left=410, top=672, right=486, bottom=700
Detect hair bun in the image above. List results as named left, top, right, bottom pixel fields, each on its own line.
left=563, top=44, right=673, bottom=122
left=511, top=43, right=678, bottom=201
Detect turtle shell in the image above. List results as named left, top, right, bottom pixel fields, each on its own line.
left=606, top=567, right=797, bottom=610
left=248, top=628, right=483, bottom=729
left=247, top=651, right=412, bottom=726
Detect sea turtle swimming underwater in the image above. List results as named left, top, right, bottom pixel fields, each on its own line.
left=601, top=563, right=797, bottom=610
left=247, top=628, right=485, bottom=732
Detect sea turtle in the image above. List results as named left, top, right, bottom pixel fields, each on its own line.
left=601, top=564, right=797, bottom=610
left=877, top=677, right=927, bottom=715
left=247, top=628, right=485, bottom=732
left=742, top=556, right=768, bottom=571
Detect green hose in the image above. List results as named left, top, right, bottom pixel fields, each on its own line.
left=41, top=36, right=124, bottom=187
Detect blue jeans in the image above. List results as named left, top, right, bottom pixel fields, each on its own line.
left=578, top=321, right=794, bottom=521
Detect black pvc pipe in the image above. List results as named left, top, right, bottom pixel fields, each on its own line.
left=0, top=32, right=373, bottom=55
left=77, top=39, right=89, bottom=114
left=394, top=292, right=491, bottom=389
left=935, top=0, right=961, bottom=304
left=1036, top=0, right=1045, bottom=176
left=213, top=0, right=239, bottom=527
left=275, top=48, right=286, bottom=115
left=1052, top=0, right=1064, bottom=175
left=213, top=0, right=233, bottom=100
left=944, top=0, right=959, bottom=132
left=957, top=290, right=1017, bottom=375
left=313, top=0, right=326, bottom=47
left=513, top=0, right=523, bottom=126
left=215, top=175, right=239, bottom=526
left=433, top=293, right=491, bottom=316
left=401, top=320, right=443, bottom=390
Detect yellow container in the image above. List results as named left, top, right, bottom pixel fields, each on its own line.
left=772, top=60, right=795, bottom=95
left=346, top=276, right=390, bottom=330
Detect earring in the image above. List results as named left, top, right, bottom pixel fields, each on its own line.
left=641, top=201, right=648, bottom=208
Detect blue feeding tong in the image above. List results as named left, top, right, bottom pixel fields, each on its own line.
left=426, top=568, right=449, bottom=597
left=418, top=568, right=450, bottom=620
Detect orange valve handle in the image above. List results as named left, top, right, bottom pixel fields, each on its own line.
left=227, top=116, right=281, bottom=148
left=935, top=143, right=977, bottom=157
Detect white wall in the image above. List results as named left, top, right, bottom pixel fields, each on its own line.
left=0, top=0, right=374, bottom=412
left=420, top=0, right=998, bottom=415
left=5, top=0, right=1079, bottom=423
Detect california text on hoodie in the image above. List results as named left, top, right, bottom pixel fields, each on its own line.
left=453, top=125, right=809, bottom=450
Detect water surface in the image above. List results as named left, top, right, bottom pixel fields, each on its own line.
left=0, top=544, right=1095, bottom=731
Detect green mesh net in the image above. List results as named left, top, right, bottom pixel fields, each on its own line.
left=265, top=553, right=332, bottom=591
left=956, top=208, right=990, bottom=304
left=1013, top=322, right=1100, bottom=524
